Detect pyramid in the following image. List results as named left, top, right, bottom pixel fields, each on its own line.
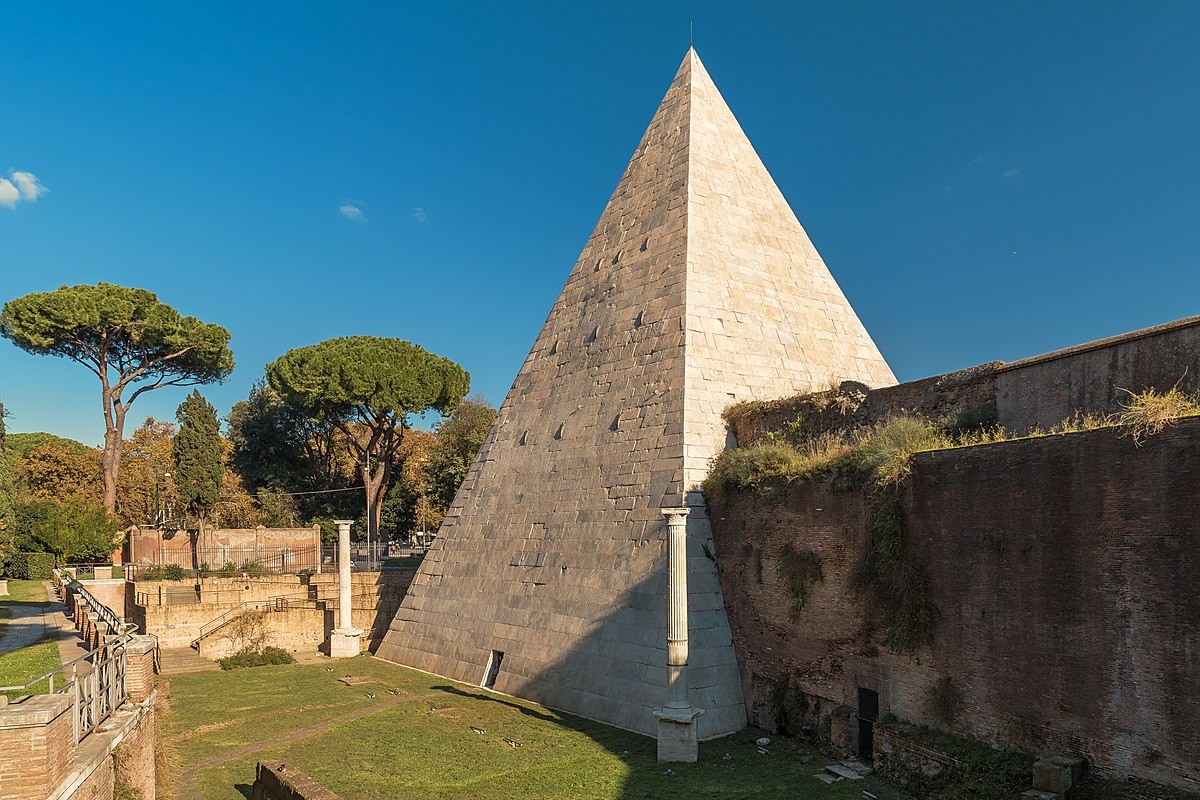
left=376, top=49, right=896, bottom=738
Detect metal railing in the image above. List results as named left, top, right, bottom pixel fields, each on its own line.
left=190, top=590, right=314, bottom=649
left=126, top=544, right=321, bottom=576
left=55, top=572, right=137, bottom=636
left=0, top=635, right=134, bottom=744
left=2, top=573, right=143, bottom=745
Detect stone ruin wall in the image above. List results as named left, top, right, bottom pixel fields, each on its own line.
left=706, top=318, right=1200, bottom=791
left=728, top=315, right=1200, bottom=446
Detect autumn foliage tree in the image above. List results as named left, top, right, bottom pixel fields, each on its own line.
left=266, top=337, right=469, bottom=542
left=0, top=283, right=234, bottom=513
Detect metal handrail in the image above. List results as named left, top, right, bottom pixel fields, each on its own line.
left=190, top=590, right=313, bottom=648
left=56, top=571, right=137, bottom=636
left=0, top=631, right=137, bottom=745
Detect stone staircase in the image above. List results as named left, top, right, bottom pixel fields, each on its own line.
left=158, top=646, right=221, bottom=675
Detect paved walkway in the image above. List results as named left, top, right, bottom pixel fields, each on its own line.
left=0, top=582, right=91, bottom=669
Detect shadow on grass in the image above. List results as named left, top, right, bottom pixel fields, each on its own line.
left=432, top=684, right=562, bottom=724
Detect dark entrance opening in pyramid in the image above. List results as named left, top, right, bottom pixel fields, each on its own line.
left=376, top=48, right=895, bottom=739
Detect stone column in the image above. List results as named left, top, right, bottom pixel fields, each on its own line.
left=329, top=520, right=362, bottom=658
left=654, top=507, right=703, bottom=762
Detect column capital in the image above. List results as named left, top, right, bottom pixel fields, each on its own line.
left=660, top=507, right=691, bottom=520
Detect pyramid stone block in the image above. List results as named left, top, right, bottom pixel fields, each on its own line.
left=376, top=48, right=895, bottom=739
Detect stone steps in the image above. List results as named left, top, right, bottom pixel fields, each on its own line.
left=157, top=647, right=221, bottom=675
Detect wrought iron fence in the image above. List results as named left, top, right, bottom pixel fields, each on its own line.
left=126, top=544, right=321, bottom=578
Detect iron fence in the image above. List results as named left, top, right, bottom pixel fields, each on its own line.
left=125, top=544, right=321, bottom=578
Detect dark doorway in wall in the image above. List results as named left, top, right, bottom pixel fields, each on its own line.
left=857, top=687, right=879, bottom=759
left=482, top=650, right=504, bottom=689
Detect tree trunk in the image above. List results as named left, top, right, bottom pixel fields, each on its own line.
left=360, top=459, right=390, bottom=547
left=100, top=396, right=127, bottom=515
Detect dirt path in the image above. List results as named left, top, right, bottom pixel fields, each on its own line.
left=171, top=693, right=414, bottom=800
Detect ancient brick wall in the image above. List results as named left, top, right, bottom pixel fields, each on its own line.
left=78, top=578, right=127, bottom=618
left=253, top=761, right=342, bottom=800
left=127, top=525, right=322, bottom=569
left=0, top=695, right=73, bottom=800
left=709, top=419, right=1200, bottom=791
left=726, top=315, right=1200, bottom=446
left=995, top=315, right=1200, bottom=433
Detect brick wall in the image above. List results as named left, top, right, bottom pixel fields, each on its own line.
left=113, top=695, right=156, bottom=800
left=727, top=315, right=1200, bottom=445
left=253, top=761, right=341, bottom=800
left=78, top=579, right=127, bottom=618
left=708, top=419, right=1200, bottom=791
left=0, top=695, right=73, bottom=800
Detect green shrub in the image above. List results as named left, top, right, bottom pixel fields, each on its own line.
left=218, top=646, right=296, bottom=670
left=847, top=416, right=949, bottom=486
left=8, top=552, right=55, bottom=580
left=239, top=561, right=263, bottom=577
left=161, top=564, right=186, bottom=581
left=702, top=434, right=853, bottom=502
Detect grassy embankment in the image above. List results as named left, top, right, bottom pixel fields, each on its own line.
left=162, top=656, right=912, bottom=800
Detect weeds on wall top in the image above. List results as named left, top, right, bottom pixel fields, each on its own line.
left=1116, top=383, right=1200, bottom=445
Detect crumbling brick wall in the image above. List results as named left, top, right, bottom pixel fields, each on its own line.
left=709, top=418, right=1200, bottom=791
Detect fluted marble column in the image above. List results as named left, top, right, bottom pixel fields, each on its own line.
left=655, top=507, right=703, bottom=762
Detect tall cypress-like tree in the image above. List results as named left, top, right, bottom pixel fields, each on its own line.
left=173, top=390, right=223, bottom=532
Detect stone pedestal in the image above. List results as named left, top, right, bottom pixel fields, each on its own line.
left=654, top=706, right=704, bottom=762
left=330, top=628, right=363, bottom=658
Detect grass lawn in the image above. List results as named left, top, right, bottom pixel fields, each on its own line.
left=163, top=656, right=912, bottom=800
left=0, top=637, right=61, bottom=697
left=1, top=579, right=50, bottom=604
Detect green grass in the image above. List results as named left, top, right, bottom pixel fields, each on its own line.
left=163, top=657, right=913, bottom=800
left=0, top=637, right=62, bottom=697
left=1, top=579, right=50, bottom=604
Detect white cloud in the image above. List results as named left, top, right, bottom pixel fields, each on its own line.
left=10, top=170, right=46, bottom=200
left=0, top=170, right=46, bottom=209
left=967, top=155, right=984, bottom=168
left=339, top=204, right=366, bottom=222
left=412, top=207, right=427, bottom=223
left=1003, top=168, right=1019, bottom=179
left=0, top=179, right=18, bottom=208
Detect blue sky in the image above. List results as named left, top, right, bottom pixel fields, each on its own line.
left=2, top=2, right=1198, bottom=447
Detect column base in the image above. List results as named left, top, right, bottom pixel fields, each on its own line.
left=329, top=628, right=363, bottom=658
left=654, top=706, right=704, bottom=762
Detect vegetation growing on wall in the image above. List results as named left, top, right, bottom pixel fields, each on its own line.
left=924, top=675, right=962, bottom=726
left=1117, top=384, right=1200, bottom=444
left=852, top=493, right=939, bottom=654
left=776, top=544, right=823, bottom=622
left=875, top=717, right=1033, bottom=800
